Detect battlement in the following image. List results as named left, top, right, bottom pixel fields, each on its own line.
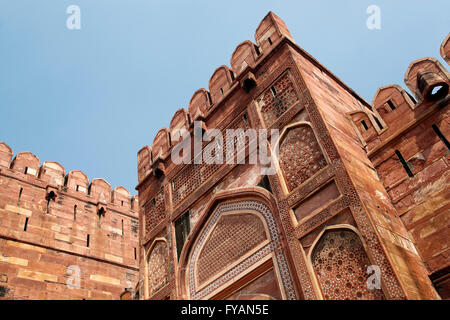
left=0, top=142, right=138, bottom=214
left=0, top=141, right=140, bottom=299
left=348, top=40, right=449, bottom=154
left=136, top=11, right=298, bottom=184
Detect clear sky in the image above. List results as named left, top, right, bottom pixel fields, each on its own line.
left=0, top=0, right=449, bottom=194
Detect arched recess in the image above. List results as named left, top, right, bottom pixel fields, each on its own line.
left=275, top=121, right=328, bottom=194
left=177, top=188, right=297, bottom=300
left=307, top=225, right=386, bottom=300
left=144, top=238, right=170, bottom=299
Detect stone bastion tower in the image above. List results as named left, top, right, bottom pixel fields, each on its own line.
left=135, top=12, right=449, bottom=300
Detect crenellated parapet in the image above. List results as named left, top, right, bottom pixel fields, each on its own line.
left=137, top=145, right=152, bottom=183
left=40, top=161, right=65, bottom=186
left=0, top=142, right=13, bottom=168
left=169, top=108, right=190, bottom=137
left=136, top=11, right=295, bottom=184
left=188, top=88, right=212, bottom=122
left=208, top=65, right=235, bottom=105
left=230, top=40, right=260, bottom=74
left=11, top=151, right=40, bottom=177
left=348, top=42, right=449, bottom=154
left=0, top=142, right=137, bottom=216
left=254, top=11, right=294, bottom=53
left=0, top=142, right=140, bottom=299
left=404, top=57, right=449, bottom=103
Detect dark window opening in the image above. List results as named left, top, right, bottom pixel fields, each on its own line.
left=270, top=86, right=277, bottom=98
left=395, top=150, right=414, bottom=178
left=97, top=207, right=105, bottom=227
left=76, top=185, right=80, bottom=192
left=24, top=217, right=29, bottom=231
left=220, top=88, right=224, bottom=95
left=268, top=37, right=272, bottom=45
left=86, top=234, right=90, bottom=247
left=121, top=219, right=124, bottom=237
left=175, top=211, right=191, bottom=260
left=168, top=132, right=172, bottom=147
left=374, top=116, right=384, bottom=130
left=257, top=175, right=272, bottom=193
left=24, top=167, right=28, bottom=174
left=207, top=92, right=213, bottom=105
left=152, top=198, right=156, bottom=207
left=17, top=187, right=23, bottom=205
left=45, top=191, right=56, bottom=214
left=361, top=120, right=369, bottom=130
left=242, top=78, right=257, bottom=93
left=74, top=205, right=77, bottom=221
left=121, top=200, right=124, bottom=206
left=134, top=247, right=137, bottom=260
left=254, top=44, right=261, bottom=56
left=229, top=70, right=235, bottom=81
left=387, top=100, right=396, bottom=110
left=432, top=124, right=450, bottom=150
left=243, top=113, right=249, bottom=126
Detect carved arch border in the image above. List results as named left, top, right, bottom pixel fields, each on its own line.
left=144, top=237, right=169, bottom=300
left=305, top=224, right=388, bottom=300
left=193, top=209, right=271, bottom=291
left=273, top=121, right=330, bottom=196
left=177, top=187, right=297, bottom=300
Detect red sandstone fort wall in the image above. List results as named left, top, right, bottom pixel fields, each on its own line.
left=1, top=11, right=443, bottom=301
left=136, top=13, right=448, bottom=300
left=0, top=143, right=139, bottom=299
left=291, top=46, right=445, bottom=299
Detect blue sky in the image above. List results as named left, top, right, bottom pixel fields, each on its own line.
left=0, top=0, right=449, bottom=194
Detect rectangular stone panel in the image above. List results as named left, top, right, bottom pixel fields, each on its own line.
left=293, top=180, right=340, bottom=223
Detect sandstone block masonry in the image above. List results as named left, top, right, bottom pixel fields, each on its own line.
left=0, top=144, right=139, bottom=299
left=136, top=12, right=449, bottom=300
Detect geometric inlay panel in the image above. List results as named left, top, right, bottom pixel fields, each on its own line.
left=171, top=116, right=248, bottom=208
left=144, top=189, right=165, bottom=235
left=148, top=241, right=169, bottom=296
left=257, top=71, right=299, bottom=127
left=311, top=229, right=385, bottom=300
left=197, top=212, right=268, bottom=286
left=279, top=124, right=327, bottom=192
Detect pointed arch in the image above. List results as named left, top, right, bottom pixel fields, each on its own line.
left=275, top=121, right=328, bottom=193
left=144, top=237, right=169, bottom=299
left=307, top=224, right=386, bottom=300
left=208, top=65, right=234, bottom=105
left=230, top=40, right=259, bottom=74
left=0, top=142, right=13, bottom=168
left=177, top=187, right=296, bottom=300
